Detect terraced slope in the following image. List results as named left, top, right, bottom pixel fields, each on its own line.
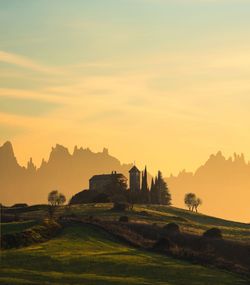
left=0, top=224, right=248, bottom=285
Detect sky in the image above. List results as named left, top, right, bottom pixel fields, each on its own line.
left=1, top=0, right=250, bottom=175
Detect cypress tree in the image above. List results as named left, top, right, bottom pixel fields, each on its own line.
left=141, top=170, right=145, bottom=191
left=156, top=171, right=171, bottom=205
left=150, top=178, right=154, bottom=191
left=150, top=177, right=157, bottom=204
left=144, top=167, right=150, bottom=203
left=141, top=166, right=149, bottom=204
left=155, top=174, right=161, bottom=204
left=140, top=170, right=144, bottom=204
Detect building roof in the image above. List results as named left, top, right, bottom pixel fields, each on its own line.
left=90, top=173, right=127, bottom=181
left=129, top=165, right=140, bottom=173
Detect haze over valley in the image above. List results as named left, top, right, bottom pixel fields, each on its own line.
left=1, top=141, right=249, bottom=222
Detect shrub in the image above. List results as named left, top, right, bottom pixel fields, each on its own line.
left=69, top=190, right=96, bottom=204
left=119, top=216, right=129, bottom=222
left=1, top=219, right=61, bottom=249
left=203, top=228, right=223, bottom=239
left=164, top=223, right=180, bottom=235
left=93, top=193, right=110, bottom=203
left=154, top=237, right=173, bottom=250
left=112, top=202, right=129, bottom=211
left=11, top=203, right=28, bottom=208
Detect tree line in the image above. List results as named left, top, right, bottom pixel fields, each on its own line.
left=47, top=171, right=204, bottom=215
left=129, top=167, right=172, bottom=206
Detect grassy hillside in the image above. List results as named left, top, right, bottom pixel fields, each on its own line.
left=3, top=204, right=250, bottom=242
left=1, top=220, right=38, bottom=235
left=0, top=224, right=248, bottom=285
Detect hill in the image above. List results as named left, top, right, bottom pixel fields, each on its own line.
left=2, top=204, right=250, bottom=242
left=0, top=220, right=249, bottom=285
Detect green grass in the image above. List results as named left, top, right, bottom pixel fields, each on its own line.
left=9, top=203, right=250, bottom=242
left=1, top=220, right=38, bottom=235
left=0, top=224, right=248, bottom=285
left=142, top=205, right=250, bottom=242
left=61, top=203, right=250, bottom=242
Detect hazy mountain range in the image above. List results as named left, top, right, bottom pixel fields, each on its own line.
left=0, top=141, right=249, bottom=222
left=0, top=141, right=133, bottom=206
left=168, top=151, right=250, bottom=222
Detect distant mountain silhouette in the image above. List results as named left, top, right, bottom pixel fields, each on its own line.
left=168, top=151, right=250, bottom=222
left=0, top=141, right=133, bottom=206
left=0, top=142, right=249, bottom=222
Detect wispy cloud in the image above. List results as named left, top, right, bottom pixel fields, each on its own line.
left=0, top=88, right=70, bottom=104
left=0, top=96, right=61, bottom=117
left=0, top=50, right=63, bottom=74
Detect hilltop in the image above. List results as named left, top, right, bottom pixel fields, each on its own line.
left=1, top=141, right=250, bottom=221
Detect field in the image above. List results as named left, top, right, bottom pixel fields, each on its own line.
left=0, top=224, right=248, bottom=285
left=1, top=220, right=38, bottom=235
left=1, top=204, right=250, bottom=285
left=6, top=203, right=249, bottom=242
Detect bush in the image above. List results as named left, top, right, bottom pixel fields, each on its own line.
left=93, top=193, right=110, bottom=203
left=203, top=228, right=223, bottom=239
left=164, top=223, right=180, bottom=235
left=69, top=190, right=96, bottom=204
left=119, top=216, right=129, bottom=222
left=154, top=237, right=173, bottom=250
left=11, top=203, right=28, bottom=208
left=112, top=202, right=129, bottom=211
left=1, top=220, right=61, bottom=249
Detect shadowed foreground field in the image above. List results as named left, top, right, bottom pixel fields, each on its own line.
left=0, top=224, right=248, bottom=285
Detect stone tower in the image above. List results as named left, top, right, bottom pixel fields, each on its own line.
left=129, top=165, right=140, bottom=192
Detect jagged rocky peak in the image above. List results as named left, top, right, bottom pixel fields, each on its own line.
left=0, top=141, right=17, bottom=164
left=206, top=151, right=226, bottom=164
left=178, top=169, right=193, bottom=177
left=49, top=144, right=71, bottom=162
left=212, top=151, right=225, bottom=160
left=0, top=141, right=15, bottom=156
left=103, top=148, right=109, bottom=155
left=40, top=158, right=47, bottom=168
left=208, top=151, right=247, bottom=164
left=27, top=157, right=36, bottom=172
left=73, top=145, right=79, bottom=155
left=233, top=152, right=246, bottom=163
left=216, top=150, right=224, bottom=157
left=73, top=145, right=85, bottom=156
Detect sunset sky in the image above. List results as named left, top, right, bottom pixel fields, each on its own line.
left=1, top=0, right=250, bottom=175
